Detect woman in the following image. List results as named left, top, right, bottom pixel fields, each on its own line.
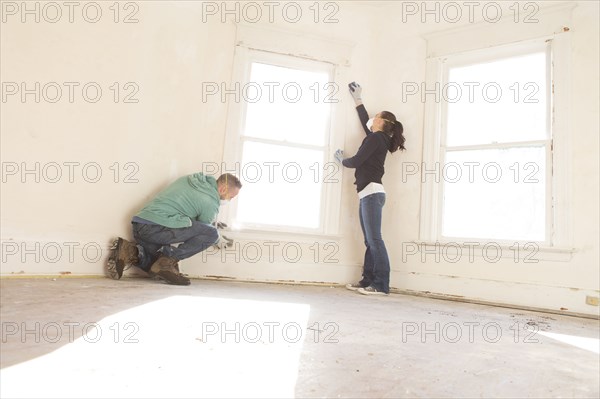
left=335, top=82, right=405, bottom=296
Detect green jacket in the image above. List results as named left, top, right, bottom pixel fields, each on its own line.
left=136, top=173, right=220, bottom=228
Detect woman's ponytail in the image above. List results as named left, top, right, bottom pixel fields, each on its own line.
left=380, top=110, right=405, bottom=153
left=389, top=120, right=405, bottom=153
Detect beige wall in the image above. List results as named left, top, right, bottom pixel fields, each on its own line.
left=1, top=1, right=598, bottom=316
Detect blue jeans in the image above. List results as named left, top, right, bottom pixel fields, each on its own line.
left=358, top=193, right=390, bottom=293
left=132, top=221, right=219, bottom=272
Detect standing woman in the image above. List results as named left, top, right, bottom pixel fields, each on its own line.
left=335, top=82, right=405, bottom=296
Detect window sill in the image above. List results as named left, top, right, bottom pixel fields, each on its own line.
left=220, top=228, right=343, bottom=244
left=409, top=241, right=576, bottom=263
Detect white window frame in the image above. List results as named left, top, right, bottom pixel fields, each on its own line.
left=420, top=33, right=573, bottom=256
left=221, top=25, right=350, bottom=237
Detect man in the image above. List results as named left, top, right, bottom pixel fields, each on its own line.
left=108, top=172, right=242, bottom=285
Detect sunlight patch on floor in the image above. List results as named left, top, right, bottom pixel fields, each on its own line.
left=0, top=295, right=311, bottom=398
left=537, top=330, right=600, bottom=354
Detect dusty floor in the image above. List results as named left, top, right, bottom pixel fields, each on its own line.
left=0, top=277, right=599, bottom=398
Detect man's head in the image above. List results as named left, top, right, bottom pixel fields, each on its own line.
left=216, top=173, right=242, bottom=201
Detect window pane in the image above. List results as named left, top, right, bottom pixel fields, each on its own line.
left=236, top=141, right=324, bottom=229
left=243, top=62, right=331, bottom=146
left=446, top=51, right=548, bottom=146
left=441, top=147, right=546, bottom=241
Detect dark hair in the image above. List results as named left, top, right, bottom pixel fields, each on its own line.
left=217, top=173, right=242, bottom=189
left=379, top=111, right=406, bottom=153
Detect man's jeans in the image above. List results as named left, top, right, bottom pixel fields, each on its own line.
left=358, top=192, right=390, bottom=293
left=132, top=221, right=219, bottom=272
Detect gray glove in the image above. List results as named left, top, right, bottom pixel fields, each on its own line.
left=348, top=81, right=362, bottom=104
left=213, top=232, right=234, bottom=250
left=212, top=221, right=233, bottom=249
left=334, top=149, right=344, bottom=164
left=212, top=221, right=227, bottom=230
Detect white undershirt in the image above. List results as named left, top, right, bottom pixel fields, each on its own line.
left=358, top=182, right=385, bottom=199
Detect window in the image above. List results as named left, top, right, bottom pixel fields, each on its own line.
left=225, top=49, right=338, bottom=233
left=424, top=39, right=554, bottom=244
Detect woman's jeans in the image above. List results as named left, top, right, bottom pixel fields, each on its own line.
left=358, top=192, right=390, bottom=293
left=132, top=221, right=219, bottom=272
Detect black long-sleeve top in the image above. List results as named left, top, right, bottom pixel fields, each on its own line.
left=342, top=104, right=390, bottom=192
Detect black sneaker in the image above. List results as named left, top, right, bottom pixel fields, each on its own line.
left=345, top=283, right=365, bottom=291
left=357, top=286, right=389, bottom=296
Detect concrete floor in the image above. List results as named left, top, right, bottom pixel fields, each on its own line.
left=1, top=277, right=598, bottom=398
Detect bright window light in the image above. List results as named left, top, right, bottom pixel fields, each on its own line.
left=235, top=59, right=333, bottom=232
left=244, top=62, right=330, bottom=146
left=440, top=45, right=551, bottom=243
left=442, top=146, right=546, bottom=241
left=237, top=141, right=324, bottom=229
left=446, top=51, right=548, bottom=146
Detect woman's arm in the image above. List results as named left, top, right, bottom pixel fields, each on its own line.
left=348, top=82, right=371, bottom=136
left=356, top=104, right=371, bottom=136
left=342, top=134, right=378, bottom=168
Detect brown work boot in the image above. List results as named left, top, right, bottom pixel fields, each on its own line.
left=108, top=237, right=139, bottom=280
left=149, top=255, right=190, bottom=286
